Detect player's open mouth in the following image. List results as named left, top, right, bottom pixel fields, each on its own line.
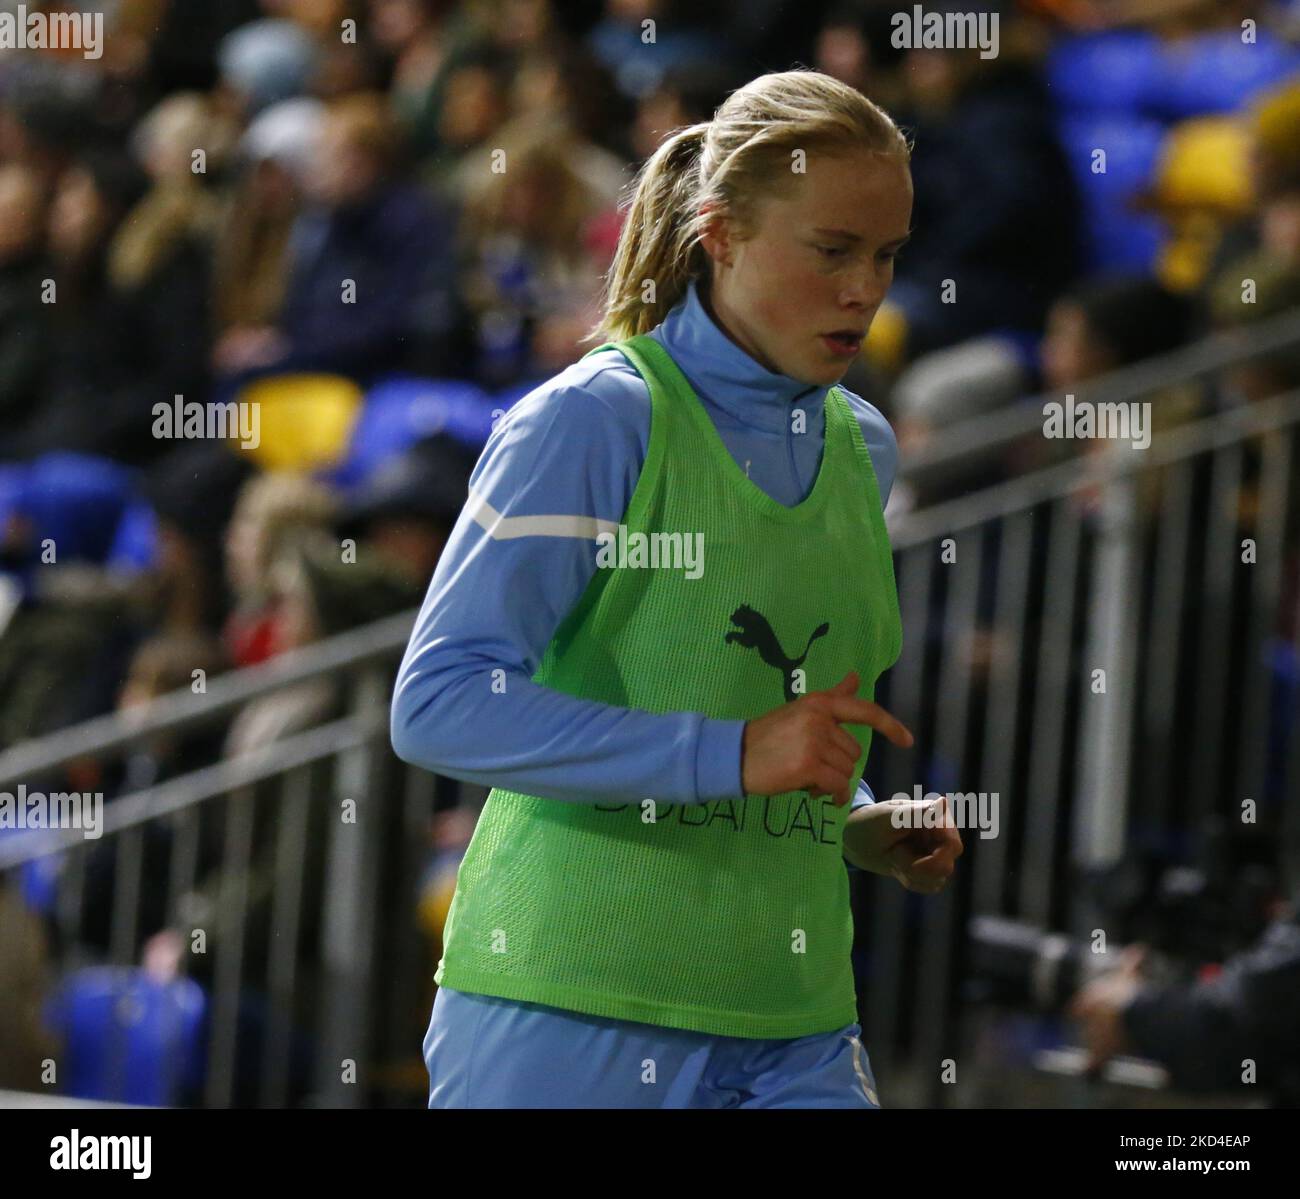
left=820, top=331, right=863, bottom=356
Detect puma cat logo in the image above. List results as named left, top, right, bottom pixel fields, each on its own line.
left=725, top=604, right=829, bottom=701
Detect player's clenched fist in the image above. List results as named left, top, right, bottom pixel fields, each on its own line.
left=741, top=671, right=914, bottom=806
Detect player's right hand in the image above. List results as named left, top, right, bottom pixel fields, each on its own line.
left=740, top=671, right=913, bottom=807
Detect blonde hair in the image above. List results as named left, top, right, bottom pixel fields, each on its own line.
left=596, top=69, right=911, bottom=342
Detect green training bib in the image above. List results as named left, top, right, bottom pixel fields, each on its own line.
left=434, top=334, right=902, bottom=1038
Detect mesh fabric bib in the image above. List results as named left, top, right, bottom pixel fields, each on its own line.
left=434, top=334, right=902, bottom=1038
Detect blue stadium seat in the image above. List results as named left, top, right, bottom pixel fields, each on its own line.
left=0, top=828, right=62, bottom=915
left=1150, top=30, right=1300, bottom=121
left=44, top=966, right=208, bottom=1106
left=11, top=453, right=136, bottom=566
left=1046, top=32, right=1160, bottom=116
left=328, top=376, right=498, bottom=489
left=1056, top=114, right=1167, bottom=272
left=105, top=500, right=159, bottom=573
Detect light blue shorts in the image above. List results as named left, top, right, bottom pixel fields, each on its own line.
left=423, top=986, right=882, bottom=1109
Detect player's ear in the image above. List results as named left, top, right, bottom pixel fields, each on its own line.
left=697, top=203, right=734, bottom=269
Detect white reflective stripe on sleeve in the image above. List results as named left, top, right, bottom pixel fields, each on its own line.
left=465, top=489, right=621, bottom=541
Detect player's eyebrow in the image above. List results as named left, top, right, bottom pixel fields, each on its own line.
left=812, top=228, right=913, bottom=250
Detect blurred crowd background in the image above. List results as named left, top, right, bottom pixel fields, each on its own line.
left=2, top=0, right=1300, bottom=1107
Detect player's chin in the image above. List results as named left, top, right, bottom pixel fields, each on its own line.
left=807, top=356, right=852, bottom=386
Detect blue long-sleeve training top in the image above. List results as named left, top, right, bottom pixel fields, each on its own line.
left=390, top=276, right=899, bottom=823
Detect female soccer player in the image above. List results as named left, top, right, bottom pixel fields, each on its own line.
left=391, top=68, right=963, bottom=1109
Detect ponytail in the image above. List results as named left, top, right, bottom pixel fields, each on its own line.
left=598, top=123, right=710, bottom=341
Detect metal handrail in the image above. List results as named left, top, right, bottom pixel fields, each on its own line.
left=903, top=305, right=1300, bottom=475
left=0, top=609, right=416, bottom=789
left=891, top=386, right=1300, bottom=548
left=0, top=714, right=382, bottom=869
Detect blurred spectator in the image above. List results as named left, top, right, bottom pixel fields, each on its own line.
left=1040, top=274, right=1197, bottom=399
left=5, top=150, right=142, bottom=459
left=215, top=16, right=322, bottom=120
left=141, top=444, right=257, bottom=635
left=1070, top=901, right=1300, bottom=1105
left=371, top=0, right=483, bottom=158
left=879, top=34, right=1083, bottom=363
left=337, top=433, right=476, bottom=587
left=211, top=97, right=325, bottom=339
left=813, top=1, right=910, bottom=110
left=586, top=0, right=730, bottom=102
left=223, top=472, right=339, bottom=669
left=418, top=40, right=517, bottom=196
left=0, top=454, right=148, bottom=747
left=1207, top=254, right=1300, bottom=404
left=6, top=142, right=218, bottom=466
left=223, top=534, right=423, bottom=756
left=1137, top=116, right=1254, bottom=293
left=509, top=37, right=631, bottom=191
left=0, top=880, right=58, bottom=1091
left=1049, top=275, right=1200, bottom=517
left=213, top=92, right=456, bottom=382
left=454, top=121, right=619, bottom=386
left=628, top=64, right=737, bottom=163
left=0, top=163, right=50, bottom=431
left=1199, top=79, right=1300, bottom=388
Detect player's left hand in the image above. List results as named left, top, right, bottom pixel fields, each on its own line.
left=853, top=794, right=963, bottom=894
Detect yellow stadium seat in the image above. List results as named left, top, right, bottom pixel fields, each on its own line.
left=1140, top=117, right=1255, bottom=293
left=232, top=373, right=363, bottom=471
left=864, top=300, right=909, bottom=374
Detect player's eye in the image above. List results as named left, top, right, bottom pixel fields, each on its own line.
left=815, top=244, right=848, bottom=259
